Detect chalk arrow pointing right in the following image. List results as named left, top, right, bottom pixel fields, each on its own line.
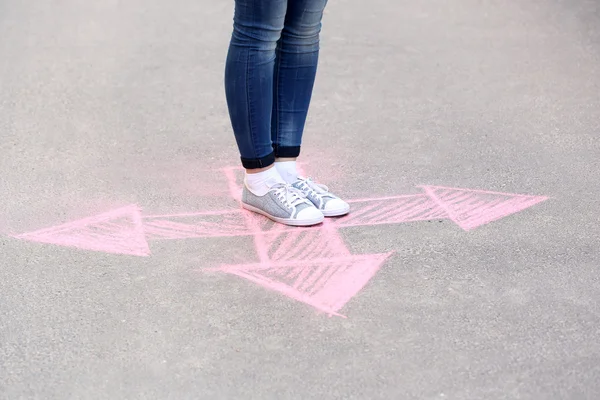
left=340, top=186, right=548, bottom=231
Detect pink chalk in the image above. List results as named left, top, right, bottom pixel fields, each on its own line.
left=223, top=167, right=272, bottom=263
left=213, top=167, right=391, bottom=317
left=266, top=220, right=351, bottom=261
left=420, top=185, right=548, bottom=231
left=338, top=194, right=447, bottom=227
left=10, top=162, right=549, bottom=319
left=143, top=209, right=242, bottom=219
left=143, top=211, right=252, bottom=240
left=219, top=253, right=392, bottom=317
left=13, top=205, right=150, bottom=256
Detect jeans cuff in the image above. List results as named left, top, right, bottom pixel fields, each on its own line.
left=240, top=151, right=275, bottom=169
left=273, top=145, right=301, bottom=158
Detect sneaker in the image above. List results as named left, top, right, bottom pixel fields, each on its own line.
left=242, top=183, right=324, bottom=226
left=291, top=176, right=350, bottom=217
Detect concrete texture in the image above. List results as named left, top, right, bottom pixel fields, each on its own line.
left=1, top=0, right=599, bottom=399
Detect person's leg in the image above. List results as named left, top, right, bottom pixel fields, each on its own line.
left=271, top=0, right=328, bottom=183
left=224, top=0, right=324, bottom=226
left=269, top=0, right=349, bottom=217
left=225, top=0, right=287, bottom=172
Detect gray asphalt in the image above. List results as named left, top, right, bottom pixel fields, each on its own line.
left=1, top=0, right=599, bottom=399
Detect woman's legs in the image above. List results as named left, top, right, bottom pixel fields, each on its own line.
left=225, top=0, right=328, bottom=171
left=224, top=0, right=325, bottom=226
left=224, top=0, right=346, bottom=223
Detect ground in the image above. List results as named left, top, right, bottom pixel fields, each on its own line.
left=1, top=0, right=599, bottom=399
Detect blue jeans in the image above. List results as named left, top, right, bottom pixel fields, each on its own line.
left=225, top=0, right=328, bottom=169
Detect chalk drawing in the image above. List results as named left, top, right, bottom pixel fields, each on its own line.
left=143, top=209, right=252, bottom=240
left=420, top=185, right=548, bottom=231
left=216, top=166, right=391, bottom=317
left=11, top=166, right=548, bottom=316
left=339, top=194, right=446, bottom=227
left=13, top=205, right=150, bottom=256
left=219, top=254, right=392, bottom=317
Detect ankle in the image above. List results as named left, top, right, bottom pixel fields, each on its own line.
left=274, top=160, right=298, bottom=184
left=244, top=166, right=285, bottom=196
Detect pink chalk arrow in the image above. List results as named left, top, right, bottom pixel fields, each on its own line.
left=420, top=186, right=549, bottom=231
left=218, top=253, right=392, bottom=317
left=215, top=167, right=393, bottom=317
left=13, top=205, right=150, bottom=256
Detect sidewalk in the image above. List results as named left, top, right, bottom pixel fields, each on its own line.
left=1, top=0, right=599, bottom=398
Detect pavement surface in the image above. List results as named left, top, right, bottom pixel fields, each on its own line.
left=1, top=0, right=599, bottom=399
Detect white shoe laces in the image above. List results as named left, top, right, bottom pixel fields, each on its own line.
left=271, top=183, right=308, bottom=208
left=298, top=177, right=330, bottom=199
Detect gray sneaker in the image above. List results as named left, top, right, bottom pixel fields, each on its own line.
left=242, top=183, right=324, bottom=226
left=291, top=176, right=350, bottom=217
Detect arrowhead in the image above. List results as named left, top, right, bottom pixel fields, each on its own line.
left=420, top=185, right=548, bottom=231
left=13, top=205, right=150, bottom=256
left=218, top=253, right=392, bottom=317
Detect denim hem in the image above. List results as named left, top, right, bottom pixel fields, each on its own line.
left=273, top=145, right=301, bottom=158
left=241, top=151, right=276, bottom=169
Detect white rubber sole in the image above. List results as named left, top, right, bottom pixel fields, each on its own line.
left=242, top=203, right=324, bottom=227
left=322, top=204, right=351, bottom=217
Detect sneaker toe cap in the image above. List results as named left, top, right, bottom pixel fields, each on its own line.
left=296, top=206, right=324, bottom=221
left=323, top=198, right=350, bottom=216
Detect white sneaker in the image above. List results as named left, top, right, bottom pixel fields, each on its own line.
left=291, top=177, right=350, bottom=217
left=242, top=183, right=324, bottom=226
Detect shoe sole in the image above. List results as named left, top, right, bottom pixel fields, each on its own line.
left=242, top=203, right=324, bottom=227
left=322, top=204, right=351, bottom=217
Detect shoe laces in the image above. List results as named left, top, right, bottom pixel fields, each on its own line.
left=271, top=183, right=308, bottom=208
left=297, top=177, right=330, bottom=199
